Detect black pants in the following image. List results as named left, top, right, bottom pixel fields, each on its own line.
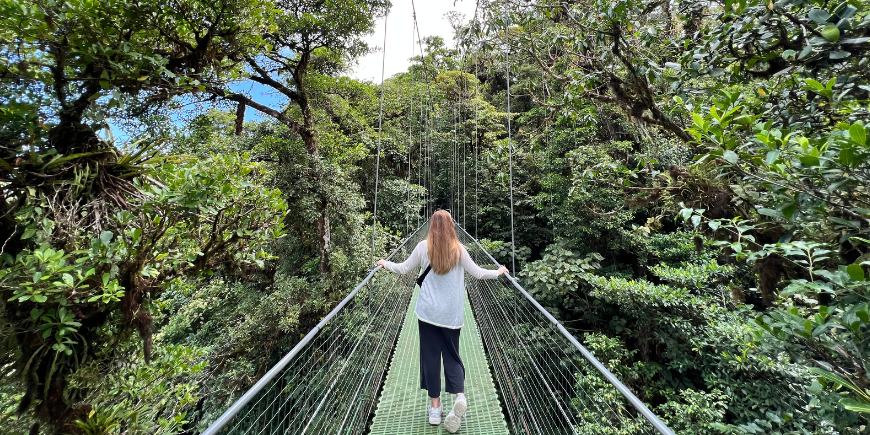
left=418, top=320, right=465, bottom=398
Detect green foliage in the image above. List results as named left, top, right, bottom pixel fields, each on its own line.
left=0, top=153, right=286, bottom=431
left=521, top=245, right=602, bottom=308
left=70, top=344, right=206, bottom=435
left=2, top=0, right=868, bottom=431
left=651, top=259, right=735, bottom=290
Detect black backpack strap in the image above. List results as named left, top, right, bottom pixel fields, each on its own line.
left=416, top=265, right=432, bottom=287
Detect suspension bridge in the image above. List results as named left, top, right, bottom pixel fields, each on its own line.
left=200, top=0, right=676, bottom=432
left=200, top=221, right=674, bottom=435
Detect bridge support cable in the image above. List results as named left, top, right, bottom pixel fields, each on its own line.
left=371, top=13, right=389, bottom=266
left=406, top=21, right=412, bottom=234
left=200, top=223, right=429, bottom=435
left=501, top=2, right=517, bottom=274
left=474, top=62, right=479, bottom=239
left=456, top=225, right=676, bottom=435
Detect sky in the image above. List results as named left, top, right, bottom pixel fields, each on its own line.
left=243, top=0, right=479, bottom=121
left=351, top=0, right=479, bottom=83
left=106, top=0, right=479, bottom=141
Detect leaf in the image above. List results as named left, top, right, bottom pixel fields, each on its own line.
left=799, top=154, right=820, bottom=166
left=850, top=123, right=866, bottom=145
left=829, top=50, right=850, bottom=59
left=822, top=25, right=841, bottom=42
left=21, top=228, right=36, bottom=240
left=846, top=264, right=865, bottom=281
left=839, top=147, right=859, bottom=166
left=808, top=9, right=831, bottom=24
left=798, top=44, right=814, bottom=59
left=809, top=367, right=863, bottom=396
left=99, top=231, right=113, bottom=245
left=664, top=62, right=681, bottom=70
left=841, top=399, right=870, bottom=415
left=723, top=150, right=739, bottom=164
left=765, top=149, right=780, bottom=165
left=758, top=208, right=782, bottom=219
left=709, top=221, right=721, bottom=232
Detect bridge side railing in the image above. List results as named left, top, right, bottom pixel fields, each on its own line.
left=457, top=225, right=675, bottom=435
left=201, top=222, right=430, bottom=435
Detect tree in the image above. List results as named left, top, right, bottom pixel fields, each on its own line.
left=204, top=0, right=390, bottom=275
left=1, top=1, right=287, bottom=432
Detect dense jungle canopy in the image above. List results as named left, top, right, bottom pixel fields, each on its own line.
left=1, top=0, right=869, bottom=433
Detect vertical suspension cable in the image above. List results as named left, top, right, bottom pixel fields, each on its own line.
left=462, top=58, right=467, bottom=229
left=416, top=23, right=423, bottom=226
left=503, top=3, right=516, bottom=273
left=471, top=1, right=481, bottom=239
left=474, top=60, right=479, bottom=239
left=407, top=22, right=415, bottom=234
left=371, top=14, right=388, bottom=265
left=453, top=100, right=458, bottom=215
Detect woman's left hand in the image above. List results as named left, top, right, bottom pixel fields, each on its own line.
left=377, top=259, right=387, bottom=266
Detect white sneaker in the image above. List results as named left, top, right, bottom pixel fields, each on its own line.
left=445, top=395, right=467, bottom=433
left=428, top=405, right=442, bottom=425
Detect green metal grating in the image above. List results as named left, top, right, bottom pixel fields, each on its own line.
left=368, top=284, right=508, bottom=435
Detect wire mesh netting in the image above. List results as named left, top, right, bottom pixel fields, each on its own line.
left=209, top=224, right=429, bottom=435
left=457, top=225, right=665, bottom=435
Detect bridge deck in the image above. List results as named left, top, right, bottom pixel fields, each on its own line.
left=368, top=284, right=508, bottom=435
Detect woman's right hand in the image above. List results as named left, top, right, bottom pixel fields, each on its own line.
left=497, top=266, right=509, bottom=276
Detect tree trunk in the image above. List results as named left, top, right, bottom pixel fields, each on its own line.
left=301, top=128, right=332, bottom=276
left=316, top=195, right=332, bottom=276
left=296, top=57, right=332, bottom=276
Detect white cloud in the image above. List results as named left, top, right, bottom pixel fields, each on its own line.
left=350, top=0, right=479, bottom=82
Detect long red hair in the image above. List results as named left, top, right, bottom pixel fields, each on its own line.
left=427, top=210, right=461, bottom=274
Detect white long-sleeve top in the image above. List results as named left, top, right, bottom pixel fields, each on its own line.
left=383, top=240, right=500, bottom=328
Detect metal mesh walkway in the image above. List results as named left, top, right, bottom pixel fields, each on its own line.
left=368, top=284, right=508, bottom=435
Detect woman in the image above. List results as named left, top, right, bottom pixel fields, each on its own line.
left=377, top=210, right=508, bottom=433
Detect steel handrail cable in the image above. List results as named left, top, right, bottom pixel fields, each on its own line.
left=460, top=236, right=642, bottom=429
left=461, top=247, right=580, bottom=435
left=463, top=270, right=538, bottom=434
left=337, top=270, right=415, bottom=433
left=467, top=267, right=651, bottom=432
left=240, top=251, right=414, bottom=435
left=265, top=267, right=409, bottom=432
left=463, top=247, right=650, bottom=431
left=465, top=272, right=554, bottom=435
left=463, top=239, right=652, bottom=433
left=456, top=224, right=676, bottom=435
left=472, top=278, right=596, bottom=434
left=464, top=242, right=652, bottom=434
left=460, top=234, right=616, bottom=433
left=470, top=274, right=588, bottom=435
left=236, top=289, right=382, bottom=435
left=227, top=283, right=376, bottom=435
left=201, top=221, right=430, bottom=435
left=230, top=255, right=414, bottom=435
left=338, top=262, right=420, bottom=432
left=253, top=266, right=414, bottom=434
left=300, top=270, right=411, bottom=434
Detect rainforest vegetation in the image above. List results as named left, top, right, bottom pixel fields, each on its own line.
left=1, top=0, right=869, bottom=433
